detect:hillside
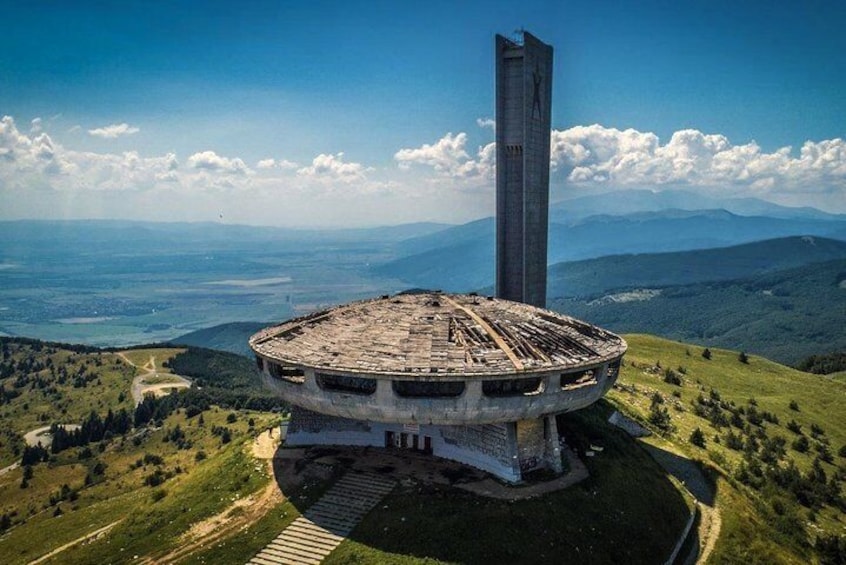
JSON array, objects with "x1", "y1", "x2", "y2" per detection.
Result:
[
  {"x1": 552, "y1": 259, "x2": 846, "y2": 365},
  {"x1": 547, "y1": 235, "x2": 846, "y2": 299},
  {"x1": 374, "y1": 211, "x2": 846, "y2": 292},
  {"x1": 0, "y1": 338, "x2": 289, "y2": 565},
  {"x1": 1, "y1": 335, "x2": 844, "y2": 563},
  {"x1": 606, "y1": 334, "x2": 846, "y2": 564},
  {"x1": 170, "y1": 321, "x2": 268, "y2": 357}
]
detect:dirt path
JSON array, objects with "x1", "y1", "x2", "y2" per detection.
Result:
[
  {"x1": 118, "y1": 353, "x2": 191, "y2": 405},
  {"x1": 137, "y1": 431, "x2": 284, "y2": 565},
  {"x1": 23, "y1": 424, "x2": 81, "y2": 447},
  {"x1": 0, "y1": 462, "x2": 19, "y2": 477},
  {"x1": 27, "y1": 520, "x2": 122, "y2": 565},
  {"x1": 696, "y1": 502, "x2": 722, "y2": 565},
  {"x1": 640, "y1": 442, "x2": 721, "y2": 564}
]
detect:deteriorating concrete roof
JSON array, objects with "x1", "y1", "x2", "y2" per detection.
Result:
[{"x1": 250, "y1": 292, "x2": 626, "y2": 377}]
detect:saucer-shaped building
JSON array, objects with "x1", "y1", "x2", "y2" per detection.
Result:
[{"x1": 250, "y1": 291, "x2": 626, "y2": 483}]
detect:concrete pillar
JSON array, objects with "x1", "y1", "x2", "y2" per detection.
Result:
[{"x1": 544, "y1": 414, "x2": 563, "y2": 474}]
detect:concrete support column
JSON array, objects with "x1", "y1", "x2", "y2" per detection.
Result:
[{"x1": 544, "y1": 414, "x2": 563, "y2": 474}]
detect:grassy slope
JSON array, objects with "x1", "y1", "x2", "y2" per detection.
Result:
[
  {"x1": 325, "y1": 403, "x2": 693, "y2": 565},
  {"x1": 3, "y1": 336, "x2": 845, "y2": 563},
  {"x1": 0, "y1": 342, "x2": 282, "y2": 564},
  {"x1": 608, "y1": 334, "x2": 846, "y2": 563}
]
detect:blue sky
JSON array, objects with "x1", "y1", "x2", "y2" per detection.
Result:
[{"x1": 1, "y1": 0, "x2": 844, "y2": 226}]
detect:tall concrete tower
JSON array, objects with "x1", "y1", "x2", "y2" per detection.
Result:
[{"x1": 495, "y1": 32, "x2": 553, "y2": 308}]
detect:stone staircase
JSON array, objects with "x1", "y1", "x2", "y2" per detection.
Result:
[{"x1": 248, "y1": 472, "x2": 395, "y2": 565}]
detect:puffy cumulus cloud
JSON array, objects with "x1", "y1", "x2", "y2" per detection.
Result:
[
  {"x1": 394, "y1": 132, "x2": 494, "y2": 180},
  {"x1": 476, "y1": 117, "x2": 496, "y2": 131},
  {"x1": 0, "y1": 115, "x2": 249, "y2": 193},
  {"x1": 550, "y1": 124, "x2": 846, "y2": 194},
  {"x1": 87, "y1": 123, "x2": 140, "y2": 138},
  {"x1": 297, "y1": 152, "x2": 369, "y2": 182},
  {"x1": 30, "y1": 117, "x2": 43, "y2": 134},
  {"x1": 187, "y1": 150, "x2": 249, "y2": 175},
  {"x1": 256, "y1": 157, "x2": 299, "y2": 170}
]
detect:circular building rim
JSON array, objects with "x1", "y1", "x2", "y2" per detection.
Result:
[{"x1": 250, "y1": 292, "x2": 627, "y2": 378}]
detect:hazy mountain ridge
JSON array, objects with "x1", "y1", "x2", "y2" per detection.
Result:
[
  {"x1": 552, "y1": 258, "x2": 846, "y2": 365},
  {"x1": 548, "y1": 235, "x2": 846, "y2": 299},
  {"x1": 376, "y1": 210, "x2": 846, "y2": 292}
]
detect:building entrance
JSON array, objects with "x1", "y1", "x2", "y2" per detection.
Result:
[{"x1": 385, "y1": 430, "x2": 432, "y2": 454}]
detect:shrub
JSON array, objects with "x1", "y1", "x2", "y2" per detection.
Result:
[
  {"x1": 787, "y1": 420, "x2": 802, "y2": 435},
  {"x1": 792, "y1": 436, "x2": 810, "y2": 453},
  {"x1": 226, "y1": 413, "x2": 237, "y2": 424},
  {"x1": 702, "y1": 348, "x2": 711, "y2": 360},
  {"x1": 151, "y1": 489, "x2": 167, "y2": 503},
  {"x1": 690, "y1": 428, "x2": 706, "y2": 448},
  {"x1": 195, "y1": 450, "x2": 207, "y2": 462},
  {"x1": 663, "y1": 368, "x2": 682, "y2": 386},
  {"x1": 789, "y1": 400, "x2": 799, "y2": 411},
  {"x1": 738, "y1": 351, "x2": 749, "y2": 364}
]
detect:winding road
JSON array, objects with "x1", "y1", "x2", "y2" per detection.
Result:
[{"x1": 117, "y1": 352, "x2": 191, "y2": 405}]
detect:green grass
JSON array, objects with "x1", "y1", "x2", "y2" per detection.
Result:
[
  {"x1": 3, "y1": 335, "x2": 845, "y2": 563},
  {"x1": 324, "y1": 402, "x2": 693, "y2": 565},
  {"x1": 118, "y1": 347, "x2": 185, "y2": 371},
  {"x1": 608, "y1": 334, "x2": 846, "y2": 563}
]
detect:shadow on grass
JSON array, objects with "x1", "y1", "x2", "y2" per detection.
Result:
[
  {"x1": 639, "y1": 443, "x2": 716, "y2": 506},
  {"x1": 284, "y1": 401, "x2": 696, "y2": 565}
]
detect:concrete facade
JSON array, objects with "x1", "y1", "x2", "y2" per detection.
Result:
[
  {"x1": 496, "y1": 32, "x2": 553, "y2": 308},
  {"x1": 251, "y1": 292, "x2": 626, "y2": 483}
]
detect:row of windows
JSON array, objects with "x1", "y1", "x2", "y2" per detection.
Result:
[{"x1": 259, "y1": 357, "x2": 623, "y2": 397}]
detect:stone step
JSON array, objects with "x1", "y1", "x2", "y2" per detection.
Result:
[
  {"x1": 261, "y1": 543, "x2": 323, "y2": 564},
  {"x1": 270, "y1": 534, "x2": 338, "y2": 552},
  {"x1": 249, "y1": 555, "x2": 287, "y2": 565},
  {"x1": 275, "y1": 531, "x2": 339, "y2": 553},
  {"x1": 304, "y1": 509, "x2": 358, "y2": 524},
  {"x1": 264, "y1": 542, "x2": 326, "y2": 563},
  {"x1": 285, "y1": 523, "x2": 345, "y2": 543},
  {"x1": 336, "y1": 476, "x2": 395, "y2": 493},
  {"x1": 336, "y1": 473, "x2": 394, "y2": 488},
  {"x1": 246, "y1": 472, "x2": 395, "y2": 565},
  {"x1": 306, "y1": 506, "x2": 361, "y2": 519},
  {"x1": 258, "y1": 547, "x2": 314, "y2": 565},
  {"x1": 273, "y1": 538, "x2": 335, "y2": 559}
]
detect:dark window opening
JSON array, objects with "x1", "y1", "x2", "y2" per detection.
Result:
[
  {"x1": 317, "y1": 373, "x2": 377, "y2": 395},
  {"x1": 482, "y1": 377, "x2": 543, "y2": 397},
  {"x1": 606, "y1": 358, "x2": 622, "y2": 381},
  {"x1": 560, "y1": 370, "x2": 596, "y2": 389},
  {"x1": 392, "y1": 380, "x2": 465, "y2": 398},
  {"x1": 268, "y1": 363, "x2": 305, "y2": 384}
]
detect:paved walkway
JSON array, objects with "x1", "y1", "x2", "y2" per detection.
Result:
[{"x1": 248, "y1": 471, "x2": 395, "y2": 565}]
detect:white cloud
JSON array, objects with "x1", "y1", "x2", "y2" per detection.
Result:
[
  {"x1": 257, "y1": 157, "x2": 299, "y2": 170},
  {"x1": 187, "y1": 150, "x2": 249, "y2": 175},
  {"x1": 297, "y1": 152, "x2": 368, "y2": 182},
  {"x1": 394, "y1": 132, "x2": 494, "y2": 180},
  {"x1": 476, "y1": 117, "x2": 495, "y2": 131},
  {"x1": 88, "y1": 123, "x2": 140, "y2": 139},
  {"x1": 30, "y1": 117, "x2": 43, "y2": 134},
  {"x1": 550, "y1": 124, "x2": 846, "y2": 194}
]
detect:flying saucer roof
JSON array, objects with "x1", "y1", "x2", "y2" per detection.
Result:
[{"x1": 250, "y1": 292, "x2": 626, "y2": 377}]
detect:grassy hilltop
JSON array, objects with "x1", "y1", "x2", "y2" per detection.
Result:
[{"x1": 0, "y1": 335, "x2": 844, "y2": 564}]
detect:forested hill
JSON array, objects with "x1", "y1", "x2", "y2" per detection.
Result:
[{"x1": 553, "y1": 258, "x2": 846, "y2": 365}]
